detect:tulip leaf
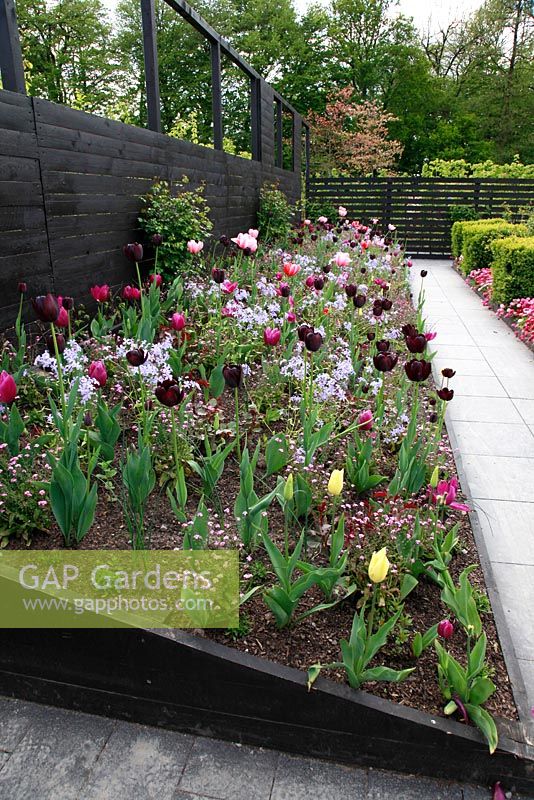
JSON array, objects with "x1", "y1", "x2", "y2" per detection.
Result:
[
  {"x1": 400, "y1": 573, "x2": 418, "y2": 600},
  {"x1": 469, "y1": 676, "x2": 496, "y2": 706},
  {"x1": 465, "y1": 704, "x2": 498, "y2": 754},
  {"x1": 265, "y1": 433, "x2": 289, "y2": 476},
  {"x1": 209, "y1": 365, "x2": 225, "y2": 398},
  {"x1": 360, "y1": 666, "x2": 415, "y2": 684}
]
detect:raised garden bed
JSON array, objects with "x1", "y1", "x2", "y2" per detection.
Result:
[{"x1": 1, "y1": 208, "x2": 532, "y2": 787}]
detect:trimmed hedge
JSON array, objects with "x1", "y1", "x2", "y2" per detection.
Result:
[
  {"x1": 491, "y1": 236, "x2": 534, "y2": 305},
  {"x1": 457, "y1": 220, "x2": 527, "y2": 274},
  {"x1": 451, "y1": 218, "x2": 505, "y2": 260}
]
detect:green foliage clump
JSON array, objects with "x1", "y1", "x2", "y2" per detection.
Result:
[
  {"x1": 423, "y1": 158, "x2": 534, "y2": 179},
  {"x1": 449, "y1": 205, "x2": 480, "y2": 224},
  {"x1": 257, "y1": 183, "x2": 294, "y2": 244},
  {"x1": 305, "y1": 197, "x2": 337, "y2": 222},
  {"x1": 491, "y1": 236, "x2": 534, "y2": 305},
  {"x1": 139, "y1": 180, "x2": 213, "y2": 280},
  {"x1": 461, "y1": 221, "x2": 527, "y2": 274},
  {"x1": 451, "y1": 218, "x2": 506, "y2": 259}
]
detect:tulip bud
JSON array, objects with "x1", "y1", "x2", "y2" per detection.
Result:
[
  {"x1": 32, "y1": 293, "x2": 59, "y2": 323},
  {"x1": 368, "y1": 548, "x2": 390, "y2": 583},
  {"x1": 151, "y1": 233, "x2": 163, "y2": 246},
  {"x1": 284, "y1": 474, "x2": 294, "y2": 502},
  {"x1": 212, "y1": 267, "x2": 225, "y2": 284},
  {"x1": 222, "y1": 364, "x2": 242, "y2": 389},
  {"x1": 18, "y1": 282, "x2": 27, "y2": 294},
  {"x1": 123, "y1": 242, "x2": 143, "y2": 262},
  {"x1": 0, "y1": 371, "x2": 17, "y2": 404},
  {"x1": 437, "y1": 619, "x2": 454, "y2": 640},
  {"x1": 429, "y1": 465, "x2": 440, "y2": 488},
  {"x1": 46, "y1": 333, "x2": 66, "y2": 355},
  {"x1": 420, "y1": 270, "x2": 428, "y2": 277},
  {"x1": 305, "y1": 331, "x2": 323, "y2": 352},
  {"x1": 327, "y1": 468, "x2": 344, "y2": 497},
  {"x1": 126, "y1": 348, "x2": 148, "y2": 366},
  {"x1": 62, "y1": 296, "x2": 74, "y2": 311}
]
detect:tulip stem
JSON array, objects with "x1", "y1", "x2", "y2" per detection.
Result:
[
  {"x1": 367, "y1": 586, "x2": 377, "y2": 638},
  {"x1": 234, "y1": 387, "x2": 241, "y2": 462},
  {"x1": 170, "y1": 407, "x2": 180, "y2": 486},
  {"x1": 50, "y1": 323, "x2": 67, "y2": 436}
]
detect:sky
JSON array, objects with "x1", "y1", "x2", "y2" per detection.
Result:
[{"x1": 102, "y1": 0, "x2": 483, "y2": 32}]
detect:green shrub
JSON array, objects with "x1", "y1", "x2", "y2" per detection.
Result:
[
  {"x1": 423, "y1": 157, "x2": 534, "y2": 179},
  {"x1": 305, "y1": 197, "x2": 337, "y2": 222},
  {"x1": 257, "y1": 182, "x2": 294, "y2": 244},
  {"x1": 491, "y1": 236, "x2": 534, "y2": 304},
  {"x1": 451, "y1": 218, "x2": 505, "y2": 260},
  {"x1": 139, "y1": 179, "x2": 213, "y2": 280},
  {"x1": 462, "y1": 221, "x2": 527, "y2": 274},
  {"x1": 449, "y1": 205, "x2": 480, "y2": 224}
]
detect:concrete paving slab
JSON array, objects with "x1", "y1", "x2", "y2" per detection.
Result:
[
  {"x1": 367, "y1": 769, "x2": 463, "y2": 799},
  {"x1": 81, "y1": 722, "x2": 193, "y2": 800},
  {"x1": 0, "y1": 698, "x2": 35, "y2": 751},
  {"x1": 446, "y1": 396, "x2": 524, "y2": 424},
  {"x1": 474, "y1": 498, "x2": 534, "y2": 565},
  {"x1": 271, "y1": 754, "x2": 367, "y2": 800},
  {"x1": 513, "y1": 399, "x2": 534, "y2": 425},
  {"x1": 490, "y1": 563, "x2": 534, "y2": 661},
  {"x1": 0, "y1": 705, "x2": 114, "y2": 800},
  {"x1": 499, "y1": 373, "x2": 534, "y2": 400},
  {"x1": 461, "y1": 455, "x2": 534, "y2": 502},
  {"x1": 454, "y1": 375, "x2": 508, "y2": 397},
  {"x1": 431, "y1": 357, "x2": 495, "y2": 377},
  {"x1": 451, "y1": 421, "x2": 534, "y2": 457},
  {"x1": 179, "y1": 738, "x2": 279, "y2": 800}
]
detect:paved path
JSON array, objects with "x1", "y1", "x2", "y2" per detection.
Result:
[
  {"x1": 0, "y1": 696, "x2": 525, "y2": 799},
  {"x1": 411, "y1": 258, "x2": 534, "y2": 723}
]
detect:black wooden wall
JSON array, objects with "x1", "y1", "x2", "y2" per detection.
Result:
[{"x1": 0, "y1": 82, "x2": 302, "y2": 329}]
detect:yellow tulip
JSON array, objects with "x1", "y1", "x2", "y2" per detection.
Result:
[
  {"x1": 368, "y1": 547, "x2": 390, "y2": 583},
  {"x1": 327, "y1": 468, "x2": 344, "y2": 497}
]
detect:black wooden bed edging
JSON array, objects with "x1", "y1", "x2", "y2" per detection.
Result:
[{"x1": 0, "y1": 626, "x2": 532, "y2": 793}]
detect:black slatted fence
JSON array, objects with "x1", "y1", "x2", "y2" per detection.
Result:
[{"x1": 307, "y1": 177, "x2": 534, "y2": 256}]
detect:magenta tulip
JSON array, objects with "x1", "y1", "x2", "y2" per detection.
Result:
[
  {"x1": 122, "y1": 285, "x2": 141, "y2": 301},
  {"x1": 149, "y1": 273, "x2": 162, "y2": 287},
  {"x1": 0, "y1": 371, "x2": 17, "y2": 404},
  {"x1": 358, "y1": 410, "x2": 373, "y2": 431},
  {"x1": 170, "y1": 313, "x2": 186, "y2": 332},
  {"x1": 91, "y1": 284, "x2": 110, "y2": 302},
  {"x1": 437, "y1": 619, "x2": 454, "y2": 640},
  {"x1": 56, "y1": 306, "x2": 69, "y2": 328},
  {"x1": 88, "y1": 360, "x2": 107, "y2": 388},
  {"x1": 264, "y1": 327, "x2": 281, "y2": 346}
]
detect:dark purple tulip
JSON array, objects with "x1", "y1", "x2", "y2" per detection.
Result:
[
  {"x1": 219, "y1": 235, "x2": 230, "y2": 247},
  {"x1": 404, "y1": 358, "x2": 432, "y2": 382},
  {"x1": 62, "y1": 296, "x2": 74, "y2": 311},
  {"x1": 353, "y1": 294, "x2": 366, "y2": 308},
  {"x1": 376, "y1": 339, "x2": 390, "y2": 352},
  {"x1": 212, "y1": 267, "x2": 225, "y2": 284},
  {"x1": 322, "y1": 264, "x2": 331, "y2": 274},
  {"x1": 420, "y1": 270, "x2": 428, "y2": 277},
  {"x1": 349, "y1": 241, "x2": 357, "y2": 249},
  {"x1": 360, "y1": 267, "x2": 367, "y2": 274},
  {"x1": 406, "y1": 333, "x2": 427, "y2": 353},
  {"x1": 46, "y1": 332, "x2": 65, "y2": 355},
  {"x1": 437, "y1": 387, "x2": 454, "y2": 401},
  {"x1": 367, "y1": 331, "x2": 375, "y2": 341},
  {"x1": 123, "y1": 242, "x2": 144, "y2": 262},
  {"x1": 401, "y1": 323, "x2": 417, "y2": 338},
  {"x1": 83, "y1": 411, "x2": 93, "y2": 426},
  {"x1": 18, "y1": 282, "x2": 27, "y2": 294},
  {"x1": 280, "y1": 283, "x2": 291, "y2": 297},
  {"x1": 332, "y1": 236, "x2": 338, "y2": 243},
  {"x1": 442, "y1": 368, "x2": 456, "y2": 379},
  {"x1": 151, "y1": 233, "x2": 163, "y2": 246},
  {"x1": 32, "y1": 293, "x2": 59, "y2": 323},
  {"x1": 311, "y1": 234, "x2": 317, "y2": 241},
  {"x1": 298, "y1": 324, "x2": 313, "y2": 342},
  {"x1": 429, "y1": 412, "x2": 438, "y2": 422},
  {"x1": 126, "y1": 348, "x2": 148, "y2": 366},
  {"x1": 373, "y1": 352, "x2": 398, "y2": 372},
  {"x1": 381, "y1": 298, "x2": 393, "y2": 311},
  {"x1": 313, "y1": 277, "x2": 324, "y2": 291},
  {"x1": 345, "y1": 284, "x2": 357, "y2": 298},
  {"x1": 223, "y1": 364, "x2": 242, "y2": 389},
  {"x1": 305, "y1": 331, "x2": 323, "y2": 352},
  {"x1": 428, "y1": 397, "x2": 437, "y2": 406},
  {"x1": 372, "y1": 303, "x2": 383, "y2": 317},
  {"x1": 155, "y1": 379, "x2": 184, "y2": 407}
]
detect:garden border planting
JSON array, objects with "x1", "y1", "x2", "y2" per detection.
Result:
[{"x1": 0, "y1": 625, "x2": 533, "y2": 792}]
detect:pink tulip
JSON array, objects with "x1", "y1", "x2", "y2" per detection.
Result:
[
  {"x1": 283, "y1": 262, "x2": 300, "y2": 277},
  {"x1": 492, "y1": 783, "x2": 506, "y2": 800},
  {"x1": 248, "y1": 228, "x2": 259, "y2": 239},
  {"x1": 358, "y1": 410, "x2": 373, "y2": 431},
  {"x1": 221, "y1": 280, "x2": 238, "y2": 294},
  {"x1": 149, "y1": 273, "x2": 162, "y2": 287},
  {"x1": 388, "y1": 223, "x2": 396, "y2": 231},
  {"x1": 221, "y1": 306, "x2": 235, "y2": 318},
  {"x1": 0, "y1": 371, "x2": 17, "y2": 404},
  {"x1": 122, "y1": 285, "x2": 141, "y2": 301},
  {"x1": 338, "y1": 206, "x2": 347, "y2": 218},
  {"x1": 318, "y1": 216, "x2": 328, "y2": 224},
  {"x1": 286, "y1": 311, "x2": 296, "y2": 323},
  {"x1": 263, "y1": 327, "x2": 281, "y2": 346},
  {"x1": 430, "y1": 478, "x2": 470, "y2": 512},
  {"x1": 187, "y1": 240, "x2": 204, "y2": 255},
  {"x1": 91, "y1": 285, "x2": 110, "y2": 302},
  {"x1": 425, "y1": 331, "x2": 437, "y2": 341},
  {"x1": 232, "y1": 232, "x2": 257, "y2": 252},
  {"x1": 88, "y1": 360, "x2": 107, "y2": 388},
  {"x1": 304, "y1": 219, "x2": 311, "y2": 226},
  {"x1": 437, "y1": 619, "x2": 454, "y2": 640},
  {"x1": 334, "y1": 252, "x2": 351, "y2": 268},
  {"x1": 170, "y1": 313, "x2": 186, "y2": 331},
  {"x1": 56, "y1": 306, "x2": 69, "y2": 328}
]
